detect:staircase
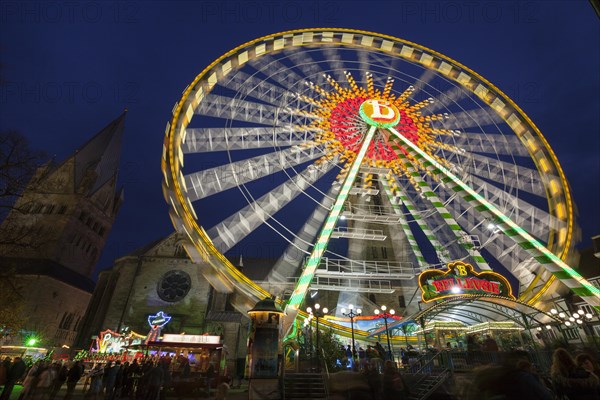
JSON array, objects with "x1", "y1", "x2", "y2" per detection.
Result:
[
  {"x1": 407, "y1": 370, "x2": 451, "y2": 400},
  {"x1": 405, "y1": 350, "x2": 453, "y2": 400},
  {"x1": 284, "y1": 372, "x2": 327, "y2": 400}
]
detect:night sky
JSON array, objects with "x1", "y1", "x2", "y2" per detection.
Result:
[{"x1": 1, "y1": 1, "x2": 598, "y2": 279}]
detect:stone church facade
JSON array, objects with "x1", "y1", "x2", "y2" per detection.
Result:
[
  {"x1": 0, "y1": 112, "x2": 125, "y2": 350},
  {"x1": 75, "y1": 233, "x2": 251, "y2": 374}
]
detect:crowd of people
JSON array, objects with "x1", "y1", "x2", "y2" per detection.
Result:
[
  {"x1": 463, "y1": 348, "x2": 600, "y2": 399},
  {"x1": 0, "y1": 355, "x2": 227, "y2": 400}
]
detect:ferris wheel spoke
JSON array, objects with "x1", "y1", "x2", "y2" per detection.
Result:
[
  {"x1": 426, "y1": 86, "x2": 470, "y2": 113},
  {"x1": 388, "y1": 126, "x2": 600, "y2": 309},
  {"x1": 184, "y1": 144, "x2": 327, "y2": 202},
  {"x1": 248, "y1": 54, "x2": 311, "y2": 91},
  {"x1": 408, "y1": 69, "x2": 437, "y2": 100},
  {"x1": 322, "y1": 47, "x2": 348, "y2": 85},
  {"x1": 219, "y1": 69, "x2": 298, "y2": 106},
  {"x1": 196, "y1": 94, "x2": 320, "y2": 126},
  {"x1": 440, "y1": 132, "x2": 530, "y2": 157},
  {"x1": 385, "y1": 177, "x2": 450, "y2": 264},
  {"x1": 462, "y1": 174, "x2": 564, "y2": 239},
  {"x1": 435, "y1": 107, "x2": 504, "y2": 130},
  {"x1": 206, "y1": 162, "x2": 336, "y2": 253},
  {"x1": 287, "y1": 125, "x2": 378, "y2": 311},
  {"x1": 438, "y1": 191, "x2": 542, "y2": 282},
  {"x1": 284, "y1": 49, "x2": 330, "y2": 85},
  {"x1": 389, "y1": 151, "x2": 491, "y2": 270},
  {"x1": 268, "y1": 185, "x2": 338, "y2": 284},
  {"x1": 379, "y1": 178, "x2": 427, "y2": 269},
  {"x1": 183, "y1": 127, "x2": 318, "y2": 153},
  {"x1": 446, "y1": 149, "x2": 547, "y2": 197}
]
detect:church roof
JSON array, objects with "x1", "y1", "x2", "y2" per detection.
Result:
[
  {"x1": 0, "y1": 256, "x2": 96, "y2": 293},
  {"x1": 73, "y1": 111, "x2": 126, "y2": 193}
]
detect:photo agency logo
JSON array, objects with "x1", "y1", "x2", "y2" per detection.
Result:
[
  {"x1": 0, "y1": 1, "x2": 139, "y2": 24},
  {"x1": 198, "y1": 0, "x2": 340, "y2": 24},
  {"x1": 0, "y1": 81, "x2": 140, "y2": 105},
  {"x1": 396, "y1": 1, "x2": 539, "y2": 24}
]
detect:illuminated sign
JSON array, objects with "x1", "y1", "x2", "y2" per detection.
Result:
[
  {"x1": 148, "y1": 311, "x2": 172, "y2": 328},
  {"x1": 162, "y1": 334, "x2": 221, "y2": 344},
  {"x1": 418, "y1": 261, "x2": 514, "y2": 302},
  {"x1": 95, "y1": 330, "x2": 124, "y2": 353},
  {"x1": 359, "y1": 99, "x2": 401, "y2": 128}
]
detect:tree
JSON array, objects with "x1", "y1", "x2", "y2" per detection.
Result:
[
  {"x1": 0, "y1": 268, "x2": 26, "y2": 339},
  {"x1": 318, "y1": 327, "x2": 346, "y2": 372},
  {"x1": 0, "y1": 130, "x2": 47, "y2": 338},
  {"x1": 0, "y1": 131, "x2": 47, "y2": 224}
]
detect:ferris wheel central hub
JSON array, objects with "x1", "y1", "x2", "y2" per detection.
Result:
[{"x1": 359, "y1": 99, "x2": 400, "y2": 128}]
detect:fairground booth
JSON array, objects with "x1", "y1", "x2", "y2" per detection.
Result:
[{"x1": 83, "y1": 311, "x2": 228, "y2": 391}]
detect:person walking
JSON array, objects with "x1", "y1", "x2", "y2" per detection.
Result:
[
  {"x1": 381, "y1": 360, "x2": 408, "y2": 400},
  {"x1": 49, "y1": 363, "x2": 68, "y2": 400},
  {"x1": 576, "y1": 353, "x2": 600, "y2": 379},
  {"x1": 19, "y1": 360, "x2": 44, "y2": 400},
  {"x1": 143, "y1": 363, "x2": 163, "y2": 400},
  {"x1": 0, "y1": 357, "x2": 26, "y2": 400},
  {"x1": 88, "y1": 364, "x2": 104, "y2": 400},
  {"x1": 551, "y1": 348, "x2": 600, "y2": 400},
  {"x1": 104, "y1": 361, "x2": 120, "y2": 400},
  {"x1": 35, "y1": 362, "x2": 57, "y2": 400},
  {"x1": 63, "y1": 361, "x2": 83, "y2": 400}
]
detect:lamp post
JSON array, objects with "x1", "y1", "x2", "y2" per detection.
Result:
[
  {"x1": 306, "y1": 303, "x2": 328, "y2": 371},
  {"x1": 341, "y1": 304, "x2": 362, "y2": 359},
  {"x1": 374, "y1": 305, "x2": 395, "y2": 361},
  {"x1": 550, "y1": 307, "x2": 596, "y2": 349}
]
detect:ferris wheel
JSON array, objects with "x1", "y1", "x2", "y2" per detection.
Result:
[{"x1": 162, "y1": 28, "x2": 600, "y2": 329}]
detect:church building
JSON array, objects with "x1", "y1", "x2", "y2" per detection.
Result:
[{"x1": 0, "y1": 112, "x2": 126, "y2": 350}]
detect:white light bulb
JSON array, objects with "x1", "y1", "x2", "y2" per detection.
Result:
[
  {"x1": 390, "y1": 309, "x2": 395, "y2": 315},
  {"x1": 323, "y1": 308, "x2": 328, "y2": 314},
  {"x1": 315, "y1": 303, "x2": 320, "y2": 310},
  {"x1": 565, "y1": 321, "x2": 571, "y2": 326},
  {"x1": 307, "y1": 307, "x2": 312, "y2": 314},
  {"x1": 550, "y1": 309, "x2": 558, "y2": 315},
  {"x1": 349, "y1": 304, "x2": 354, "y2": 310},
  {"x1": 585, "y1": 313, "x2": 593, "y2": 319},
  {"x1": 578, "y1": 309, "x2": 585, "y2": 315},
  {"x1": 577, "y1": 319, "x2": 583, "y2": 325},
  {"x1": 374, "y1": 310, "x2": 380, "y2": 315},
  {"x1": 357, "y1": 308, "x2": 362, "y2": 315},
  {"x1": 546, "y1": 325, "x2": 552, "y2": 330},
  {"x1": 341, "y1": 308, "x2": 347, "y2": 314},
  {"x1": 559, "y1": 313, "x2": 566, "y2": 319},
  {"x1": 381, "y1": 305, "x2": 387, "y2": 311}
]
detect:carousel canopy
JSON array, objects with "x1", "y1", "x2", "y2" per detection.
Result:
[{"x1": 369, "y1": 294, "x2": 560, "y2": 337}]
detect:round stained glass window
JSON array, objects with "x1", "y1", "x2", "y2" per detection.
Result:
[{"x1": 157, "y1": 270, "x2": 191, "y2": 302}]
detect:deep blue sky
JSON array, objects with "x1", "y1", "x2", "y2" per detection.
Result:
[{"x1": 1, "y1": 1, "x2": 598, "y2": 278}]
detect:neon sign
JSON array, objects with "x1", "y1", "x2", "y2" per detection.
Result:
[
  {"x1": 148, "y1": 311, "x2": 171, "y2": 328},
  {"x1": 419, "y1": 261, "x2": 514, "y2": 302}
]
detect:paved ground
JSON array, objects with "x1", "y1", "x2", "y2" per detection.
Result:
[{"x1": 2, "y1": 383, "x2": 250, "y2": 400}]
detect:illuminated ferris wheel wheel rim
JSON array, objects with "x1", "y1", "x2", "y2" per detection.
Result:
[{"x1": 162, "y1": 28, "x2": 575, "y2": 316}]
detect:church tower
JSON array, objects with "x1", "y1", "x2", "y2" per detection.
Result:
[
  {"x1": 0, "y1": 112, "x2": 125, "y2": 278},
  {"x1": 0, "y1": 112, "x2": 126, "y2": 349}
]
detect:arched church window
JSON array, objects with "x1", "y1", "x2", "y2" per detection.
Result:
[
  {"x1": 174, "y1": 243, "x2": 187, "y2": 258},
  {"x1": 157, "y1": 270, "x2": 191, "y2": 302}
]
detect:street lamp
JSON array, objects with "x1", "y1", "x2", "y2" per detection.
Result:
[
  {"x1": 374, "y1": 305, "x2": 395, "y2": 361},
  {"x1": 341, "y1": 304, "x2": 362, "y2": 359},
  {"x1": 550, "y1": 307, "x2": 596, "y2": 348},
  {"x1": 306, "y1": 303, "x2": 328, "y2": 370}
]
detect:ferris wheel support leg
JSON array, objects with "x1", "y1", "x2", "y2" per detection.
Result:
[
  {"x1": 387, "y1": 127, "x2": 600, "y2": 311},
  {"x1": 284, "y1": 125, "x2": 378, "y2": 321}
]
